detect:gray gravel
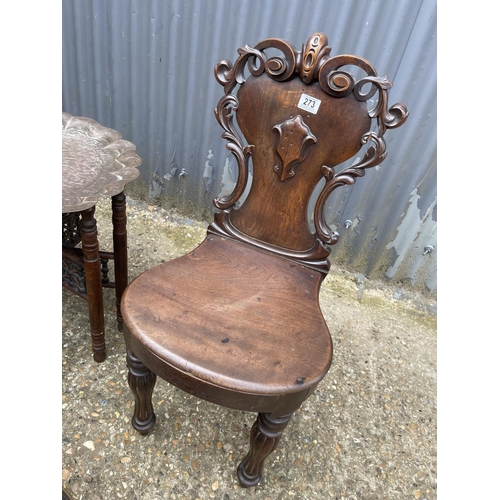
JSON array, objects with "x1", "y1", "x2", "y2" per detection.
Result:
[{"x1": 62, "y1": 198, "x2": 437, "y2": 500}]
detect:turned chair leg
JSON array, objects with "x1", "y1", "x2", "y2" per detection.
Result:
[
  {"x1": 237, "y1": 412, "x2": 292, "y2": 487},
  {"x1": 126, "y1": 350, "x2": 157, "y2": 435}
]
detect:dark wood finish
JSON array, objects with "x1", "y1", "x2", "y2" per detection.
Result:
[
  {"x1": 62, "y1": 247, "x2": 119, "y2": 297},
  {"x1": 230, "y1": 74, "x2": 370, "y2": 252},
  {"x1": 62, "y1": 113, "x2": 141, "y2": 361},
  {"x1": 123, "y1": 236, "x2": 331, "y2": 413},
  {"x1": 122, "y1": 33, "x2": 408, "y2": 486},
  {"x1": 127, "y1": 350, "x2": 157, "y2": 435},
  {"x1": 237, "y1": 413, "x2": 292, "y2": 487},
  {"x1": 111, "y1": 192, "x2": 128, "y2": 331},
  {"x1": 80, "y1": 207, "x2": 106, "y2": 362}
]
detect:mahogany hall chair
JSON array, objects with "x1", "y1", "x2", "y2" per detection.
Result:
[{"x1": 121, "y1": 32, "x2": 408, "y2": 487}]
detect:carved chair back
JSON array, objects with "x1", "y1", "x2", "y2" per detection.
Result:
[{"x1": 209, "y1": 33, "x2": 408, "y2": 272}]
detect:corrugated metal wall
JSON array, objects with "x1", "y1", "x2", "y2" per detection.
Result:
[{"x1": 62, "y1": 0, "x2": 437, "y2": 294}]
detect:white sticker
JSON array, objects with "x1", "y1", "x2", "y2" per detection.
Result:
[{"x1": 297, "y1": 93, "x2": 321, "y2": 114}]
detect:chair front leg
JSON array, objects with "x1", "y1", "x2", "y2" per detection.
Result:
[
  {"x1": 237, "y1": 412, "x2": 292, "y2": 487},
  {"x1": 126, "y1": 350, "x2": 157, "y2": 435}
]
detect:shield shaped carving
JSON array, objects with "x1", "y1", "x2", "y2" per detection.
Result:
[{"x1": 273, "y1": 115, "x2": 317, "y2": 181}]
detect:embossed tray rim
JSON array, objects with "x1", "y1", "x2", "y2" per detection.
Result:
[{"x1": 62, "y1": 112, "x2": 142, "y2": 213}]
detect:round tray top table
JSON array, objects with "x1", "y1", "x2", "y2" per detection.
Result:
[{"x1": 62, "y1": 112, "x2": 141, "y2": 362}]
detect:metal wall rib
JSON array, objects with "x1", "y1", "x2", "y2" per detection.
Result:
[{"x1": 62, "y1": 0, "x2": 437, "y2": 293}]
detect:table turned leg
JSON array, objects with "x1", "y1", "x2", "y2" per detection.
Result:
[
  {"x1": 80, "y1": 206, "x2": 106, "y2": 362},
  {"x1": 112, "y1": 191, "x2": 128, "y2": 332}
]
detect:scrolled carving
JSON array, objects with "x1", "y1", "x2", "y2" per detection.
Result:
[
  {"x1": 215, "y1": 38, "x2": 299, "y2": 94},
  {"x1": 214, "y1": 34, "x2": 410, "y2": 123},
  {"x1": 313, "y1": 64, "x2": 408, "y2": 247},
  {"x1": 254, "y1": 38, "x2": 298, "y2": 82},
  {"x1": 354, "y1": 76, "x2": 409, "y2": 135},
  {"x1": 314, "y1": 133, "x2": 388, "y2": 245},
  {"x1": 265, "y1": 56, "x2": 290, "y2": 80},
  {"x1": 214, "y1": 45, "x2": 266, "y2": 95},
  {"x1": 319, "y1": 69, "x2": 355, "y2": 97},
  {"x1": 213, "y1": 33, "x2": 409, "y2": 251},
  {"x1": 213, "y1": 94, "x2": 254, "y2": 210},
  {"x1": 317, "y1": 54, "x2": 377, "y2": 97}
]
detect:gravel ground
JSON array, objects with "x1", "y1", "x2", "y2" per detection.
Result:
[{"x1": 62, "y1": 197, "x2": 437, "y2": 500}]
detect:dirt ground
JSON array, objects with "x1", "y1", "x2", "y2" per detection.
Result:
[{"x1": 62, "y1": 197, "x2": 436, "y2": 499}]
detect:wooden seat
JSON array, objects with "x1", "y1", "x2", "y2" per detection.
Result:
[
  {"x1": 122, "y1": 32, "x2": 408, "y2": 487},
  {"x1": 124, "y1": 235, "x2": 332, "y2": 411}
]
